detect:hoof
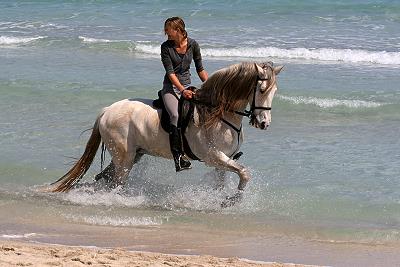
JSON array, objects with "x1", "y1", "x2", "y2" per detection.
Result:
[{"x1": 221, "y1": 191, "x2": 243, "y2": 208}]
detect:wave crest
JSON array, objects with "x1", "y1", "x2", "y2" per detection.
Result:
[
  {"x1": 278, "y1": 95, "x2": 384, "y2": 108},
  {"x1": 2, "y1": 34, "x2": 400, "y2": 65},
  {"x1": 136, "y1": 43, "x2": 400, "y2": 65},
  {"x1": 0, "y1": 36, "x2": 45, "y2": 45}
]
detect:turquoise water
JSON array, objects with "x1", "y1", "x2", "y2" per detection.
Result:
[{"x1": 1, "y1": 1, "x2": 400, "y2": 264}]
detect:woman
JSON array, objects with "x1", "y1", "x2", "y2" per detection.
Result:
[{"x1": 161, "y1": 17, "x2": 208, "y2": 172}]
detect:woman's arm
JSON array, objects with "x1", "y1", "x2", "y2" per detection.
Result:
[
  {"x1": 168, "y1": 73, "x2": 185, "y2": 92},
  {"x1": 198, "y1": 69, "x2": 208, "y2": 82},
  {"x1": 168, "y1": 73, "x2": 194, "y2": 99},
  {"x1": 192, "y1": 40, "x2": 208, "y2": 82}
]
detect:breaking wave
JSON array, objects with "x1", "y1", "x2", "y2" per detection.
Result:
[
  {"x1": 278, "y1": 95, "x2": 385, "y2": 108},
  {"x1": 135, "y1": 43, "x2": 400, "y2": 65},
  {"x1": 2, "y1": 34, "x2": 400, "y2": 65},
  {"x1": 0, "y1": 35, "x2": 45, "y2": 45},
  {"x1": 78, "y1": 36, "x2": 115, "y2": 43}
]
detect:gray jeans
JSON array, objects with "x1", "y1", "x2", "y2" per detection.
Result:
[
  {"x1": 162, "y1": 83, "x2": 191, "y2": 127},
  {"x1": 162, "y1": 92, "x2": 180, "y2": 127}
]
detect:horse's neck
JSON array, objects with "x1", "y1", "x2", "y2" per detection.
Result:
[
  {"x1": 222, "y1": 110, "x2": 244, "y2": 129},
  {"x1": 224, "y1": 100, "x2": 249, "y2": 127}
]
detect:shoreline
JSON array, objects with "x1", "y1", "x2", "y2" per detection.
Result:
[
  {"x1": 2, "y1": 215, "x2": 400, "y2": 266},
  {"x1": 0, "y1": 240, "x2": 318, "y2": 267}
]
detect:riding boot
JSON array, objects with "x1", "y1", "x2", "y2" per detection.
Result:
[{"x1": 169, "y1": 125, "x2": 191, "y2": 172}]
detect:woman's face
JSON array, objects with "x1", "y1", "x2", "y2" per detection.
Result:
[{"x1": 165, "y1": 27, "x2": 181, "y2": 41}]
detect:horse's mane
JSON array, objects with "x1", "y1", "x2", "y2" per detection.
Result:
[{"x1": 195, "y1": 62, "x2": 259, "y2": 128}]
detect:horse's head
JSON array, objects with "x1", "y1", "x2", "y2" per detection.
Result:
[{"x1": 249, "y1": 62, "x2": 283, "y2": 130}]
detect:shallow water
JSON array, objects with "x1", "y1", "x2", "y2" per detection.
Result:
[{"x1": 1, "y1": 1, "x2": 400, "y2": 265}]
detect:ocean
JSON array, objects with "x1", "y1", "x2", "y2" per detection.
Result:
[{"x1": 1, "y1": 1, "x2": 399, "y2": 266}]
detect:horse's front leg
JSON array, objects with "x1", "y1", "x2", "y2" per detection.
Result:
[
  {"x1": 209, "y1": 151, "x2": 250, "y2": 190},
  {"x1": 206, "y1": 151, "x2": 251, "y2": 207},
  {"x1": 213, "y1": 152, "x2": 243, "y2": 190}
]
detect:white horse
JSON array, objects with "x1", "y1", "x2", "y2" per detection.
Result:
[{"x1": 49, "y1": 62, "x2": 283, "y2": 206}]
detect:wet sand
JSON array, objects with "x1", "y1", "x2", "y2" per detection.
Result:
[{"x1": 0, "y1": 240, "x2": 317, "y2": 267}]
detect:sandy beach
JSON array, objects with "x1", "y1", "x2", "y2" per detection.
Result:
[{"x1": 0, "y1": 240, "x2": 317, "y2": 267}]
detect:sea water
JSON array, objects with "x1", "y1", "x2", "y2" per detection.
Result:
[{"x1": 0, "y1": 0, "x2": 399, "y2": 265}]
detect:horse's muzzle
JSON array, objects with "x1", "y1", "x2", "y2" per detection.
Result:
[
  {"x1": 260, "y1": 121, "x2": 268, "y2": 129},
  {"x1": 250, "y1": 117, "x2": 269, "y2": 130}
]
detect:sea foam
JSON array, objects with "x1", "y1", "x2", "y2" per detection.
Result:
[
  {"x1": 79, "y1": 36, "x2": 114, "y2": 43},
  {"x1": 65, "y1": 215, "x2": 163, "y2": 227},
  {"x1": 4, "y1": 34, "x2": 399, "y2": 65},
  {"x1": 1, "y1": 233, "x2": 37, "y2": 239},
  {"x1": 62, "y1": 187, "x2": 148, "y2": 207},
  {"x1": 134, "y1": 43, "x2": 400, "y2": 65},
  {"x1": 0, "y1": 36, "x2": 45, "y2": 45},
  {"x1": 278, "y1": 95, "x2": 384, "y2": 108}
]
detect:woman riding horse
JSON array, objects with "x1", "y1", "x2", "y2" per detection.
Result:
[
  {"x1": 161, "y1": 17, "x2": 208, "y2": 172},
  {"x1": 48, "y1": 61, "x2": 283, "y2": 207}
]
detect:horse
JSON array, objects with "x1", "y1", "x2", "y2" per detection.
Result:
[{"x1": 48, "y1": 62, "x2": 283, "y2": 207}]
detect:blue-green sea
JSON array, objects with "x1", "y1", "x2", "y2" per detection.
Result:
[{"x1": 1, "y1": 1, "x2": 400, "y2": 266}]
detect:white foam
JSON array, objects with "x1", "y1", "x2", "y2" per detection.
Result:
[
  {"x1": 0, "y1": 36, "x2": 45, "y2": 45},
  {"x1": 204, "y1": 47, "x2": 400, "y2": 65},
  {"x1": 66, "y1": 215, "x2": 163, "y2": 226},
  {"x1": 134, "y1": 42, "x2": 159, "y2": 55},
  {"x1": 133, "y1": 43, "x2": 400, "y2": 65},
  {"x1": 79, "y1": 36, "x2": 114, "y2": 43},
  {"x1": 1, "y1": 233, "x2": 37, "y2": 239},
  {"x1": 62, "y1": 188, "x2": 147, "y2": 207},
  {"x1": 278, "y1": 95, "x2": 383, "y2": 108}
]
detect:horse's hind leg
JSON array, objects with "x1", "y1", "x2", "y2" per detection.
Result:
[
  {"x1": 94, "y1": 148, "x2": 142, "y2": 185},
  {"x1": 112, "y1": 151, "x2": 135, "y2": 187},
  {"x1": 134, "y1": 151, "x2": 144, "y2": 164},
  {"x1": 95, "y1": 162, "x2": 115, "y2": 183}
]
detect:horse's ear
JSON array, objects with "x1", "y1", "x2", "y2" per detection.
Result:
[
  {"x1": 274, "y1": 66, "x2": 284, "y2": 75},
  {"x1": 255, "y1": 64, "x2": 263, "y2": 73}
]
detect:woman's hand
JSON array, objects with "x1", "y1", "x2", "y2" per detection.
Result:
[{"x1": 182, "y1": 89, "x2": 194, "y2": 99}]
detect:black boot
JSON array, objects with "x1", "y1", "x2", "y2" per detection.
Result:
[{"x1": 169, "y1": 125, "x2": 191, "y2": 172}]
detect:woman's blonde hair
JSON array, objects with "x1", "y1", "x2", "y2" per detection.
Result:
[{"x1": 164, "y1": 17, "x2": 187, "y2": 38}]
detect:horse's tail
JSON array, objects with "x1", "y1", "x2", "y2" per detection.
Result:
[{"x1": 49, "y1": 110, "x2": 105, "y2": 192}]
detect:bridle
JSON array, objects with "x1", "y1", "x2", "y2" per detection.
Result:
[
  {"x1": 234, "y1": 63, "x2": 273, "y2": 123},
  {"x1": 222, "y1": 70, "x2": 272, "y2": 156},
  {"x1": 234, "y1": 75, "x2": 272, "y2": 121}
]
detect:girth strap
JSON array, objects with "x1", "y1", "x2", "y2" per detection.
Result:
[{"x1": 221, "y1": 118, "x2": 242, "y2": 157}]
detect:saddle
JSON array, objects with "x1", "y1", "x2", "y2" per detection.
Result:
[{"x1": 152, "y1": 87, "x2": 200, "y2": 161}]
